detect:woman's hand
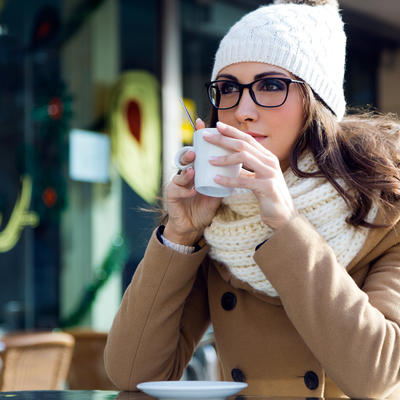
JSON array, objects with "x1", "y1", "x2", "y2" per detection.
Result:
[
  {"x1": 164, "y1": 119, "x2": 222, "y2": 246},
  {"x1": 206, "y1": 121, "x2": 298, "y2": 231}
]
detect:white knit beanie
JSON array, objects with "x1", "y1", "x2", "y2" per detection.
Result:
[{"x1": 211, "y1": 0, "x2": 347, "y2": 120}]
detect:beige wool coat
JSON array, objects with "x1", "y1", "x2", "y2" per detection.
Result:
[{"x1": 104, "y1": 204, "x2": 400, "y2": 398}]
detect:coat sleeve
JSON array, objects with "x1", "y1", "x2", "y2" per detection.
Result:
[
  {"x1": 104, "y1": 229, "x2": 211, "y2": 390},
  {"x1": 254, "y1": 214, "x2": 400, "y2": 399}
]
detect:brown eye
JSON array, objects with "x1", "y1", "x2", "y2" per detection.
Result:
[
  {"x1": 257, "y1": 78, "x2": 286, "y2": 92},
  {"x1": 219, "y1": 81, "x2": 239, "y2": 95}
]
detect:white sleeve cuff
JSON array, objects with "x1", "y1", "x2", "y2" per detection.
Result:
[{"x1": 160, "y1": 234, "x2": 196, "y2": 254}]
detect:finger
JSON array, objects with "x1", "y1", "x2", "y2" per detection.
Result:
[
  {"x1": 215, "y1": 121, "x2": 272, "y2": 153},
  {"x1": 169, "y1": 169, "x2": 197, "y2": 198},
  {"x1": 216, "y1": 121, "x2": 251, "y2": 140},
  {"x1": 180, "y1": 150, "x2": 195, "y2": 165},
  {"x1": 214, "y1": 174, "x2": 272, "y2": 193},
  {"x1": 210, "y1": 148, "x2": 278, "y2": 176},
  {"x1": 239, "y1": 168, "x2": 255, "y2": 178},
  {"x1": 167, "y1": 183, "x2": 197, "y2": 199},
  {"x1": 207, "y1": 125, "x2": 280, "y2": 171},
  {"x1": 203, "y1": 130, "x2": 253, "y2": 154},
  {"x1": 213, "y1": 174, "x2": 247, "y2": 188},
  {"x1": 172, "y1": 167, "x2": 195, "y2": 187},
  {"x1": 204, "y1": 125, "x2": 265, "y2": 155},
  {"x1": 195, "y1": 118, "x2": 205, "y2": 130}
]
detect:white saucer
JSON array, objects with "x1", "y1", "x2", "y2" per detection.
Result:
[{"x1": 137, "y1": 380, "x2": 247, "y2": 399}]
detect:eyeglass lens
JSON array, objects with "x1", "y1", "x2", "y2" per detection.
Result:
[{"x1": 208, "y1": 78, "x2": 289, "y2": 109}]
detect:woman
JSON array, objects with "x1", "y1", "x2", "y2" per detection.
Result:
[{"x1": 104, "y1": 0, "x2": 400, "y2": 397}]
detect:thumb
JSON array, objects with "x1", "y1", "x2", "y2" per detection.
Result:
[{"x1": 195, "y1": 118, "x2": 206, "y2": 130}]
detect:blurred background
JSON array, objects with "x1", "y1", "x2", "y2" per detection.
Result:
[{"x1": 0, "y1": 0, "x2": 399, "y2": 334}]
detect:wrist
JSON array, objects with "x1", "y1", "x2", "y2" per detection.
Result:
[
  {"x1": 265, "y1": 210, "x2": 299, "y2": 231},
  {"x1": 164, "y1": 223, "x2": 202, "y2": 246}
]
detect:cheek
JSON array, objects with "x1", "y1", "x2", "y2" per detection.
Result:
[
  {"x1": 286, "y1": 91, "x2": 306, "y2": 130},
  {"x1": 266, "y1": 105, "x2": 303, "y2": 137},
  {"x1": 278, "y1": 99, "x2": 305, "y2": 140},
  {"x1": 264, "y1": 103, "x2": 304, "y2": 158},
  {"x1": 217, "y1": 110, "x2": 235, "y2": 124}
]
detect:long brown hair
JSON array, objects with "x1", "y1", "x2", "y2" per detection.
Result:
[{"x1": 208, "y1": 85, "x2": 400, "y2": 228}]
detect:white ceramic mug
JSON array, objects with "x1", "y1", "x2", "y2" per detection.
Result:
[{"x1": 174, "y1": 128, "x2": 241, "y2": 198}]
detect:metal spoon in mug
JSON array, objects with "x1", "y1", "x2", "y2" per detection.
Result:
[{"x1": 179, "y1": 98, "x2": 196, "y2": 131}]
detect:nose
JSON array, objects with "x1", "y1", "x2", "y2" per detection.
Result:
[{"x1": 234, "y1": 88, "x2": 258, "y2": 123}]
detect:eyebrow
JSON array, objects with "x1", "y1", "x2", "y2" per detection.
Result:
[{"x1": 216, "y1": 71, "x2": 290, "y2": 81}]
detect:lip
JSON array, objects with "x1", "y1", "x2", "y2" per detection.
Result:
[{"x1": 246, "y1": 131, "x2": 266, "y2": 141}]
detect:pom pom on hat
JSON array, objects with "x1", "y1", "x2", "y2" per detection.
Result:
[
  {"x1": 274, "y1": 0, "x2": 338, "y2": 6},
  {"x1": 211, "y1": 1, "x2": 347, "y2": 120}
]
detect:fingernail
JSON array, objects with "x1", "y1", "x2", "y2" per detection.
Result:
[
  {"x1": 196, "y1": 118, "x2": 202, "y2": 124},
  {"x1": 217, "y1": 121, "x2": 226, "y2": 129},
  {"x1": 209, "y1": 156, "x2": 219, "y2": 161}
]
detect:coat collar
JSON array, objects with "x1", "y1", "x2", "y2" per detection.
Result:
[
  {"x1": 211, "y1": 200, "x2": 400, "y2": 306},
  {"x1": 346, "y1": 201, "x2": 400, "y2": 273}
]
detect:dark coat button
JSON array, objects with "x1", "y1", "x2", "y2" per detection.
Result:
[
  {"x1": 304, "y1": 371, "x2": 319, "y2": 390},
  {"x1": 231, "y1": 368, "x2": 246, "y2": 382},
  {"x1": 221, "y1": 292, "x2": 236, "y2": 311}
]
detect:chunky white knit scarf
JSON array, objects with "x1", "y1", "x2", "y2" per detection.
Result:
[{"x1": 204, "y1": 152, "x2": 377, "y2": 297}]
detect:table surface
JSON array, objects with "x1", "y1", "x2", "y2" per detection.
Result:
[
  {"x1": 0, "y1": 391, "x2": 389, "y2": 400},
  {"x1": 0, "y1": 392, "x2": 120, "y2": 400}
]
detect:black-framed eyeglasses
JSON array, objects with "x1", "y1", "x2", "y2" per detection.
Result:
[{"x1": 205, "y1": 77, "x2": 305, "y2": 110}]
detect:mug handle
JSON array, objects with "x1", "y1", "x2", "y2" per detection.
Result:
[{"x1": 174, "y1": 146, "x2": 194, "y2": 170}]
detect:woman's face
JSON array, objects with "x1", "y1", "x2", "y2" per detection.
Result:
[{"x1": 216, "y1": 62, "x2": 305, "y2": 170}]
